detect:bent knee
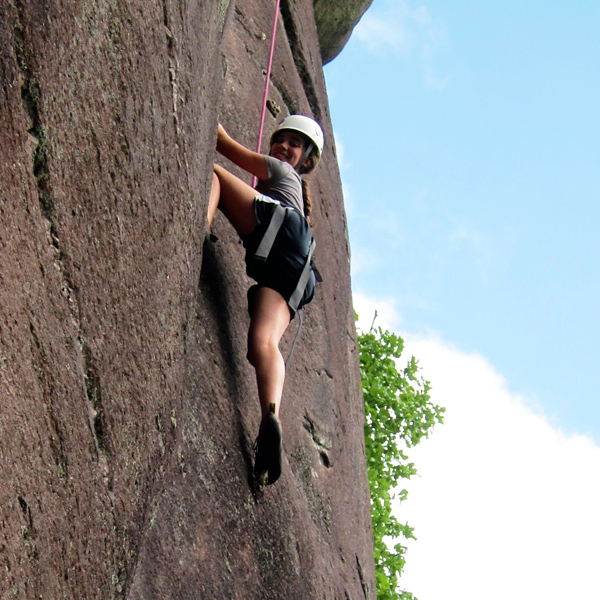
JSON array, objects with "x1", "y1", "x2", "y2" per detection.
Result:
[{"x1": 247, "y1": 337, "x2": 279, "y2": 366}]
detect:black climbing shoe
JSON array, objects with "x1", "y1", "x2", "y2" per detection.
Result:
[{"x1": 254, "y1": 403, "x2": 282, "y2": 485}]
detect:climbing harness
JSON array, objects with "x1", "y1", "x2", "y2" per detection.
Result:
[
  {"x1": 252, "y1": 0, "x2": 281, "y2": 188},
  {"x1": 249, "y1": 202, "x2": 318, "y2": 368},
  {"x1": 252, "y1": 203, "x2": 316, "y2": 316},
  {"x1": 254, "y1": 202, "x2": 287, "y2": 261}
]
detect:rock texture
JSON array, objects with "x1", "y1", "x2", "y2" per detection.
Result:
[
  {"x1": 0, "y1": 1, "x2": 374, "y2": 598},
  {"x1": 314, "y1": 0, "x2": 374, "y2": 64}
]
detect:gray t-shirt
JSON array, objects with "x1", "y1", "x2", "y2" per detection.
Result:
[{"x1": 255, "y1": 155, "x2": 304, "y2": 214}]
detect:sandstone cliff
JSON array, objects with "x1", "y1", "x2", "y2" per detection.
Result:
[{"x1": 0, "y1": 1, "x2": 375, "y2": 598}]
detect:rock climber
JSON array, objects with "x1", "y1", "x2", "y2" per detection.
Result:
[{"x1": 207, "y1": 114, "x2": 324, "y2": 485}]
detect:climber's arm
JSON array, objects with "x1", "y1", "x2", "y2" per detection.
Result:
[{"x1": 216, "y1": 124, "x2": 269, "y2": 181}]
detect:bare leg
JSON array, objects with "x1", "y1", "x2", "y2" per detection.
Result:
[
  {"x1": 209, "y1": 167, "x2": 291, "y2": 414},
  {"x1": 208, "y1": 165, "x2": 259, "y2": 236},
  {"x1": 247, "y1": 287, "x2": 291, "y2": 419},
  {"x1": 207, "y1": 172, "x2": 220, "y2": 228}
]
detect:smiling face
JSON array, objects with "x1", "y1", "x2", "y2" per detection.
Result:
[{"x1": 269, "y1": 130, "x2": 307, "y2": 169}]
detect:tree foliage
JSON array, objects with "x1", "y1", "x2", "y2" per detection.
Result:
[{"x1": 358, "y1": 319, "x2": 445, "y2": 600}]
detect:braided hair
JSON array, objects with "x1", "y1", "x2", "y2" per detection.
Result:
[
  {"x1": 298, "y1": 146, "x2": 319, "y2": 223},
  {"x1": 301, "y1": 179, "x2": 312, "y2": 222}
]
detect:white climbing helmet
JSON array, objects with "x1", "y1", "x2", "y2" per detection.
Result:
[{"x1": 272, "y1": 114, "x2": 324, "y2": 157}]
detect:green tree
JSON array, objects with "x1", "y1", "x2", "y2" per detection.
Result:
[{"x1": 358, "y1": 316, "x2": 445, "y2": 600}]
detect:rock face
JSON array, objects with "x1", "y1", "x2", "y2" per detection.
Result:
[
  {"x1": 0, "y1": 1, "x2": 375, "y2": 598},
  {"x1": 314, "y1": 0, "x2": 374, "y2": 64}
]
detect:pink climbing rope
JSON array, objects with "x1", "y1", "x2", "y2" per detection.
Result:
[{"x1": 252, "y1": 0, "x2": 281, "y2": 188}]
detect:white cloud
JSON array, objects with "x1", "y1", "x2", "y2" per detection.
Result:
[
  {"x1": 333, "y1": 131, "x2": 348, "y2": 170},
  {"x1": 333, "y1": 130, "x2": 358, "y2": 220},
  {"x1": 353, "y1": 290, "x2": 403, "y2": 333},
  {"x1": 341, "y1": 178, "x2": 356, "y2": 219},
  {"x1": 442, "y1": 218, "x2": 510, "y2": 284},
  {"x1": 349, "y1": 246, "x2": 378, "y2": 279},
  {"x1": 447, "y1": 222, "x2": 493, "y2": 274},
  {"x1": 393, "y1": 333, "x2": 600, "y2": 600},
  {"x1": 355, "y1": 0, "x2": 444, "y2": 57},
  {"x1": 424, "y1": 65, "x2": 450, "y2": 89},
  {"x1": 354, "y1": 0, "x2": 449, "y2": 90},
  {"x1": 355, "y1": 1, "x2": 430, "y2": 56}
]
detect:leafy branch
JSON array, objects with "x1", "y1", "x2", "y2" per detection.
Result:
[{"x1": 358, "y1": 317, "x2": 445, "y2": 600}]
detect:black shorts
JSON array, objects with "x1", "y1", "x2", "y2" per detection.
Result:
[{"x1": 241, "y1": 198, "x2": 316, "y2": 318}]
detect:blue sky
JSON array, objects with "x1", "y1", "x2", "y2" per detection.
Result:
[
  {"x1": 324, "y1": 0, "x2": 600, "y2": 441},
  {"x1": 323, "y1": 1, "x2": 600, "y2": 597}
]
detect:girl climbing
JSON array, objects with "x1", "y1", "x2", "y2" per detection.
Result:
[{"x1": 207, "y1": 115, "x2": 324, "y2": 485}]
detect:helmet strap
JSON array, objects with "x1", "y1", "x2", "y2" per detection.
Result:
[{"x1": 295, "y1": 142, "x2": 314, "y2": 174}]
